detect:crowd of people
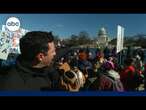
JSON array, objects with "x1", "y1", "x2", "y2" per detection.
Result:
[{"x1": 0, "y1": 31, "x2": 145, "y2": 92}]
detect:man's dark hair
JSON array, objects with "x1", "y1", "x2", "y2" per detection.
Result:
[
  {"x1": 124, "y1": 58, "x2": 134, "y2": 66},
  {"x1": 20, "y1": 31, "x2": 54, "y2": 61}
]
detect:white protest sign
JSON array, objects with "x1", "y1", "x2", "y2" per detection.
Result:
[
  {"x1": 116, "y1": 25, "x2": 124, "y2": 53},
  {"x1": 0, "y1": 35, "x2": 11, "y2": 60},
  {"x1": 1, "y1": 25, "x2": 29, "y2": 54}
]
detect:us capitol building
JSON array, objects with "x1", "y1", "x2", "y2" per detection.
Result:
[{"x1": 97, "y1": 27, "x2": 109, "y2": 48}]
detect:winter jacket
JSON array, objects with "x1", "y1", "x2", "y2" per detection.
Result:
[{"x1": 0, "y1": 57, "x2": 60, "y2": 91}]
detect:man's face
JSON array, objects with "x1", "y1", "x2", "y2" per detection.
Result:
[{"x1": 41, "y1": 42, "x2": 56, "y2": 67}]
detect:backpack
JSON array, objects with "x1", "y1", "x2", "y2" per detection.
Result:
[
  {"x1": 98, "y1": 70, "x2": 124, "y2": 91},
  {"x1": 110, "y1": 76, "x2": 124, "y2": 92}
]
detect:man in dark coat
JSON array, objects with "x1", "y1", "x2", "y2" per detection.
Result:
[{"x1": 0, "y1": 31, "x2": 60, "y2": 90}]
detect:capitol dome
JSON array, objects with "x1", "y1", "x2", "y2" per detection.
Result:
[{"x1": 98, "y1": 27, "x2": 107, "y2": 36}]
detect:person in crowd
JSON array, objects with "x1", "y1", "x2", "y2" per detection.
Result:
[
  {"x1": 126, "y1": 46, "x2": 133, "y2": 59},
  {"x1": 77, "y1": 49, "x2": 93, "y2": 78},
  {"x1": 134, "y1": 55, "x2": 144, "y2": 76},
  {"x1": 103, "y1": 46, "x2": 111, "y2": 59},
  {"x1": 57, "y1": 60, "x2": 85, "y2": 91},
  {"x1": 93, "y1": 51, "x2": 105, "y2": 76},
  {"x1": 0, "y1": 31, "x2": 62, "y2": 90},
  {"x1": 120, "y1": 58, "x2": 141, "y2": 91},
  {"x1": 111, "y1": 47, "x2": 117, "y2": 58},
  {"x1": 97, "y1": 61, "x2": 124, "y2": 91}
]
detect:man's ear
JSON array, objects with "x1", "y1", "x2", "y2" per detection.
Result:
[{"x1": 36, "y1": 53, "x2": 45, "y2": 62}]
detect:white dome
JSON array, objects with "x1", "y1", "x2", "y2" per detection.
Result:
[{"x1": 98, "y1": 27, "x2": 107, "y2": 36}]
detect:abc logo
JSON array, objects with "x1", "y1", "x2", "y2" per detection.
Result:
[
  {"x1": 7, "y1": 22, "x2": 19, "y2": 26},
  {"x1": 6, "y1": 17, "x2": 20, "y2": 32}
]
